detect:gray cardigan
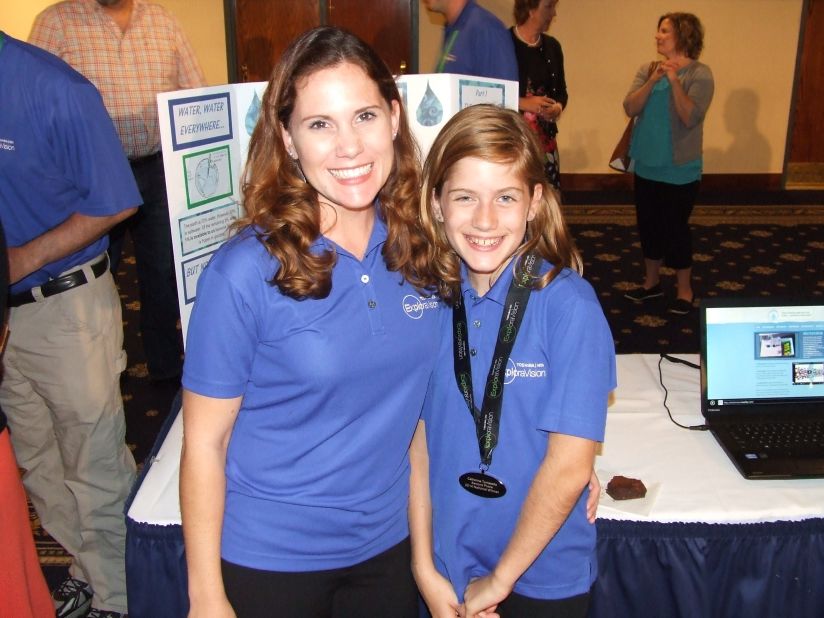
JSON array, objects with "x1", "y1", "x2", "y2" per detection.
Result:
[{"x1": 627, "y1": 61, "x2": 714, "y2": 165}]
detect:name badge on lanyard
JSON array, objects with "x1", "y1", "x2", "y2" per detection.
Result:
[{"x1": 452, "y1": 253, "x2": 542, "y2": 498}]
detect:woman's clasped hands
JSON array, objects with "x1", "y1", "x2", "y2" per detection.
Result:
[{"x1": 525, "y1": 94, "x2": 562, "y2": 121}]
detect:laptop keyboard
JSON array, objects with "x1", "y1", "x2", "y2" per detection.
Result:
[{"x1": 730, "y1": 421, "x2": 824, "y2": 456}]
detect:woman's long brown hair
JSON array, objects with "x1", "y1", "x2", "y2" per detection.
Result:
[{"x1": 238, "y1": 27, "x2": 436, "y2": 299}]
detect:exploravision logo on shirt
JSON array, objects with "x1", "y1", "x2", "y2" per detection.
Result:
[
  {"x1": 0, "y1": 138, "x2": 15, "y2": 152},
  {"x1": 504, "y1": 359, "x2": 547, "y2": 384},
  {"x1": 402, "y1": 294, "x2": 439, "y2": 320}
]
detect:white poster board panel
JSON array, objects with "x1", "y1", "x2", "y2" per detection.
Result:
[
  {"x1": 157, "y1": 82, "x2": 266, "y2": 343},
  {"x1": 396, "y1": 73, "x2": 519, "y2": 158},
  {"x1": 159, "y1": 76, "x2": 512, "y2": 341}
]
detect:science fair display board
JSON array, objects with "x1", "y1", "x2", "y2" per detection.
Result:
[
  {"x1": 157, "y1": 81, "x2": 267, "y2": 340},
  {"x1": 396, "y1": 73, "x2": 518, "y2": 157},
  {"x1": 156, "y1": 74, "x2": 516, "y2": 344}
]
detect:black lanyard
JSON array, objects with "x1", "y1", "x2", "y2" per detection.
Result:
[{"x1": 452, "y1": 254, "x2": 542, "y2": 468}]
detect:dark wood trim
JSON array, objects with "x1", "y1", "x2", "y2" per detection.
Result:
[
  {"x1": 560, "y1": 173, "x2": 632, "y2": 192},
  {"x1": 560, "y1": 173, "x2": 782, "y2": 192},
  {"x1": 409, "y1": 0, "x2": 419, "y2": 74},
  {"x1": 782, "y1": 0, "x2": 810, "y2": 186},
  {"x1": 559, "y1": 174, "x2": 824, "y2": 205},
  {"x1": 223, "y1": 0, "x2": 238, "y2": 83},
  {"x1": 700, "y1": 173, "x2": 783, "y2": 192}
]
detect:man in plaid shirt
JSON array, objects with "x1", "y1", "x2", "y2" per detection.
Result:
[{"x1": 31, "y1": 0, "x2": 206, "y2": 390}]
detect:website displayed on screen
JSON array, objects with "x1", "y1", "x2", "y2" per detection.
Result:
[{"x1": 704, "y1": 305, "x2": 824, "y2": 408}]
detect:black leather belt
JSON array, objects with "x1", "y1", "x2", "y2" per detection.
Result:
[
  {"x1": 129, "y1": 151, "x2": 162, "y2": 166},
  {"x1": 9, "y1": 253, "x2": 109, "y2": 308}
]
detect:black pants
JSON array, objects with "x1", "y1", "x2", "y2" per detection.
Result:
[
  {"x1": 109, "y1": 154, "x2": 183, "y2": 380},
  {"x1": 221, "y1": 538, "x2": 417, "y2": 618},
  {"x1": 633, "y1": 174, "x2": 700, "y2": 270},
  {"x1": 497, "y1": 590, "x2": 590, "y2": 618}
]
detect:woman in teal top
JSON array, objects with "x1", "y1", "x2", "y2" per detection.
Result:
[{"x1": 622, "y1": 12, "x2": 714, "y2": 315}]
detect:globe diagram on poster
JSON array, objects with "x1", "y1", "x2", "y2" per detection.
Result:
[{"x1": 195, "y1": 156, "x2": 220, "y2": 198}]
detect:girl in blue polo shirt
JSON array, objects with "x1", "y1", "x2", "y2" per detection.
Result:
[
  {"x1": 180, "y1": 28, "x2": 441, "y2": 617},
  {"x1": 412, "y1": 105, "x2": 616, "y2": 618}
]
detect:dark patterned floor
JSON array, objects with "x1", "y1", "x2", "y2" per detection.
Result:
[
  {"x1": 34, "y1": 203, "x2": 824, "y2": 583},
  {"x1": 567, "y1": 205, "x2": 824, "y2": 354}
]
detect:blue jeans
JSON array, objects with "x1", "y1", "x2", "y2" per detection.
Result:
[{"x1": 110, "y1": 153, "x2": 183, "y2": 380}]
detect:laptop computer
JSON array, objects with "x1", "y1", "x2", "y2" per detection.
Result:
[{"x1": 699, "y1": 298, "x2": 824, "y2": 479}]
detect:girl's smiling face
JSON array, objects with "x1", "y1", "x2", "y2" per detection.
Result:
[{"x1": 433, "y1": 157, "x2": 540, "y2": 296}]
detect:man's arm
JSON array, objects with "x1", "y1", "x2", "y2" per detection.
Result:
[{"x1": 8, "y1": 209, "x2": 136, "y2": 284}]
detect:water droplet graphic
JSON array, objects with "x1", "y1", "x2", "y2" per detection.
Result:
[
  {"x1": 245, "y1": 92, "x2": 261, "y2": 135},
  {"x1": 416, "y1": 82, "x2": 443, "y2": 127}
]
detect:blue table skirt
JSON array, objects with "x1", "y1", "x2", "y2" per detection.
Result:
[
  {"x1": 126, "y1": 518, "x2": 188, "y2": 618},
  {"x1": 591, "y1": 517, "x2": 824, "y2": 618},
  {"x1": 125, "y1": 516, "x2": 824, "y2": 618}
]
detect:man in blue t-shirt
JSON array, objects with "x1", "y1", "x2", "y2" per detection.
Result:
[
  {"x1": 424, "y1": 0, "x2": 518, "y2": 80},
  {"x1": 0, "y1": 33, "x2": 141, "y2": 618}
]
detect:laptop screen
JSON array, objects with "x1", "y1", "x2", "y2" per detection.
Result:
[{"x1": 700, "y1": 299, "x2": 824, "y2": 417}]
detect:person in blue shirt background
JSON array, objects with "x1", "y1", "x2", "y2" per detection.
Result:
[
  {"x1": 0, "y1": 32, "x2": 140, "y2": 618},
  {"x1": 180, "y1": 27, "x2": 441, "y2": 618},
  {"x1": 411, "y1": 105, "x2": 615, "y2": 618},
  {"x1": 424, "y1": 0, "x2": 518, "y2": 81}
]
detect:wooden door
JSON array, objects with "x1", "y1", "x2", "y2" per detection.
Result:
[
  {"x1": 225, "y1": 0, "x2": 416, "y2": 84},
  {"x1": 328, "y1": 0, "x2": 415, "y2": 75},
  {"x1": 226, "y1": 0, "x2": 320, "y2": 82},
  {"x1": 786, "y1": 0, "x2": 824, "y2": 188}
]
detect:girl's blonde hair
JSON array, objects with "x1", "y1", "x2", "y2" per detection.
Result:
[{"x1": 420, "y1": 105, "x2": 581, "y2": 304}]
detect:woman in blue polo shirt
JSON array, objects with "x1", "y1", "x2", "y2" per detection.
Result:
[
  {"x1": 180, "y1": 28, "x2": 440, "y2": 617},
  {"x1": 412, "y1": 105, "x2": 615, "y2": 618}
]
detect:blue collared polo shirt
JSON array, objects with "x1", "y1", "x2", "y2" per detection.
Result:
[
  {"x1": 436, "y1": 0, "x2": 518, "y2": 81},
  {"x1": 423, "y1": 262, "x2": 615, "y2": 600},
  {"x1": 0, "y1": 34, "x2": 140, "y2": 294},
  {"x1": 183, "y1": 217, "x2": 441, "y2": 571}
]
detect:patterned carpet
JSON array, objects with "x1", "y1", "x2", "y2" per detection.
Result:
[
  {"x1": 33, "y1": 203, "x2": 824, "y2": 584},
  {"x1": 566, "y1": 204, "x2": 824, "y2": 354}
]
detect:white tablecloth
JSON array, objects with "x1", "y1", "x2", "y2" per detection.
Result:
[
  {"x1": 129, "y1": 354, "x2": 824, "y2": 526},
  {"x1": 596, "y1": 354, "x2": 824, "y2": 523}
]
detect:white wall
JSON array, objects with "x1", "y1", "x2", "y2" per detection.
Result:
[
  {"x1": 5, "y1": 1, "x2": 802, "y2": 174},
  {"x1": 419, "y1": 0, "x2": 804, "y2": 174}
]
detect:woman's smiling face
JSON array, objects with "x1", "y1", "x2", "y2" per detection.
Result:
[{"x1": 281, "y1": 61, "x2": 400, "y2": 215}]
